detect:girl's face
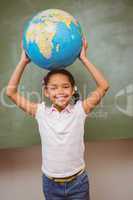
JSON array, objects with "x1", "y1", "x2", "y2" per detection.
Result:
[{"x1": 44, "y1": 73, "x2": 75, "y2": 109}]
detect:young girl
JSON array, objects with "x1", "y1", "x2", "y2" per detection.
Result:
[{"x1": 6, "y1": 37, "x2": 109, "y2": 200}]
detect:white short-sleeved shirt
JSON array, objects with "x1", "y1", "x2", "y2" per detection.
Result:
[{"x1": 35, "y1": 100, "x2": 89, "y2": 178}]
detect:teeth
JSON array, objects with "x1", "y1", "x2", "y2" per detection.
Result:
[
  {"x1": 57, "y1": 96, "x2": 64, "y2": 99},
  {"x1": 56, "y1": 95, "x2": 65, "y2": 97},
  {"x1": 56, "y1": 95, "x2": 66, "y2": 99}
]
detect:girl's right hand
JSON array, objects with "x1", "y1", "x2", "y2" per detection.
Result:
[
  {"x1": 20, "y1": 50, "x2": 31, "y2": 65},
  {"x1": 20, "y1": 41, "x2": 31, "y2": 65}
]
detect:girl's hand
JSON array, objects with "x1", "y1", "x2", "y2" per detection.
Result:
[
  {"x1": 79, "y1": 36, "x2": 88, "y2": 61},
  {"x1": 20, "y1": 50, "x2": 31, "y2": 65},
  {"x1": 20, "y1": 41, "x2": 31, "y2": 65}
]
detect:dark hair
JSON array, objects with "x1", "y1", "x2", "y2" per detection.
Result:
[{"x1": 42, "y1": 68, "x2": 80, "y2": 104}]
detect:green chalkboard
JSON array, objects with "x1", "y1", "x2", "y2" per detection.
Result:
[{"x1": 0, "y1": 0, "x2": 133, "y2": 149}]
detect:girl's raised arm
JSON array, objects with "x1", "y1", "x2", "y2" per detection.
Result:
[
  {"x1": 6, "y1": 50, "x2": 37, "y2": 117},
  {"x1": 79, "y1": 37, "x2": 110, "y2": 114}
]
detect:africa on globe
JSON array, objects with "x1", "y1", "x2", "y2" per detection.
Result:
[{"x1": 22, "y1": 9, "x2": 83, "y2": 70}]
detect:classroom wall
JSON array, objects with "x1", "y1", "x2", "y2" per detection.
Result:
[
  {"x1": 0, "y1": 0, "x2": 133, "y2": 149},
  {"x1": 0, "y1": 139, "x2": 133, "y2": 200}
]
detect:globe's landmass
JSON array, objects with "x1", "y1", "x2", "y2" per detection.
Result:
[{"x1": 22, "y1": 9, "x2": 83, "y2": 70}]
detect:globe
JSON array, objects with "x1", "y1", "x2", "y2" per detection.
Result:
[{"x1": 22, "y1": 9, "x2": 83, "y2": 70}]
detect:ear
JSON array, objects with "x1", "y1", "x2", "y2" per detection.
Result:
[
  {"x1": 44, "y1": 89, "x2": 49, "y2": 98},
  {"x1": 72, "y1": 88, "x2": 75, "y2": 96}
]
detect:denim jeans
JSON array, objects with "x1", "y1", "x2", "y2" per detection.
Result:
[{"x1": 42, "y1": 170, "x2": 90, "y2": 200}]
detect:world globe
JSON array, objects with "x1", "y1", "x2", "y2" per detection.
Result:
[{"x1": 22, "y1": 9, "x2": 83, "y2": 70}]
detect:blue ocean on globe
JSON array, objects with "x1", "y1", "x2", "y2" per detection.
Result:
[{"x1": 22, "y1": 9, "x2": 83, "y2": 70}]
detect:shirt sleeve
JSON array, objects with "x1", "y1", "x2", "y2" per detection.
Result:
[
  {"x1": 35, "y1": 101, "x2": 46, "y2": 120},
  {"x1": 75, "y1": 100, "x2": 89, "y2": 119}
]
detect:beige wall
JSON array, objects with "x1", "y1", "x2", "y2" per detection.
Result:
[{"x1": 0, "y1": 139, "x2": 133, "y2": 200}]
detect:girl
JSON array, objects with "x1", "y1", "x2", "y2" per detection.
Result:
[{"x1": 6, "y1": 37, "x2": 109, "y2": 200}]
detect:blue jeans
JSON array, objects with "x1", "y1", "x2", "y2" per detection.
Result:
[{"x1": 42, "y1": 170, "x2": 90, "y2": 200}]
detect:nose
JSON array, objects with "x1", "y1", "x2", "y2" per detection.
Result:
[
  {"x1": 57, "y1": 87, "x2": 65, "y2": 94},
  {"x1": 57, "y1": 90, "x2": 64, "y2": 95}
]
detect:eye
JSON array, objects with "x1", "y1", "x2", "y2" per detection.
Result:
[
  {"x1": 63, "y1": 85, "x2": 70, "y2": 88},
  {"x1": 50, "y1": 87, "x2": 56, "y2": 90},
  {"x1": 48, "y1": 86, "x2": 57, "y2": 90}
]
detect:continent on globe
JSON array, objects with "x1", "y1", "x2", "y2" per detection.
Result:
[{"x1": 22, "y1": 9, "x2": 83, "y2": 70}]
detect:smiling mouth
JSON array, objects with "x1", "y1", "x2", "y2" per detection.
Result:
[{"x1": 55, "y1": 95, "x2": 68, "y2": 101}]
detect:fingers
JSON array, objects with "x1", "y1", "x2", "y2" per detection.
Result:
[
  {"x1": 25, "y1": 52, "x2": 31, "y2": 61},
  {"x1": 82, "y1": 35, "x2": 88, "y2": 49}
]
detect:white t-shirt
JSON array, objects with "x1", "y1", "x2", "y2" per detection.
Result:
[{"x1": 35, "y1": 100, "x2": 89, "y2": 178}]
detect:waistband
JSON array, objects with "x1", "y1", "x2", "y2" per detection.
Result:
[{"x1": 46, "y1": 167, "x2": 85, "y2": 183}]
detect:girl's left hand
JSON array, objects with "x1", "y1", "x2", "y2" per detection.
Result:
[{"x1": 79, "y1": 36, "x2": 88, "y2": 60}]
